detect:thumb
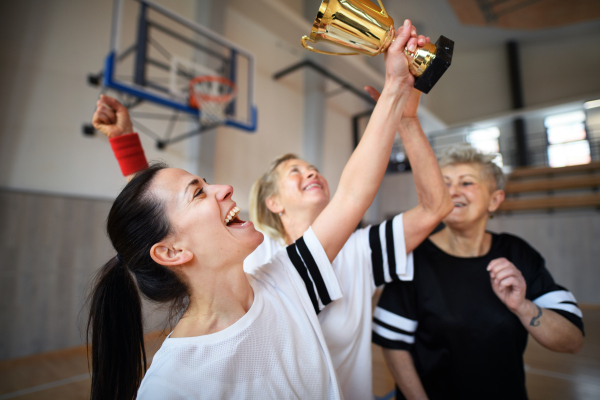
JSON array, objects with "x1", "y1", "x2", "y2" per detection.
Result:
[{"x1": 364, "y1": 86, "x2": 381, "y2": 102}]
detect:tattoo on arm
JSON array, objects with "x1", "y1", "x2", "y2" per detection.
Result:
[{"x1": 530, "y1": 305, "x2": 543, "y2": 327}]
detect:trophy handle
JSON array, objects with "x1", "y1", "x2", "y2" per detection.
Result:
[
  {"x1": 301, "y1": 36, "x2": 358, "y2": 56},
  {"x1": 374, "y1": 0, "x2": 390, "y2": 18}
]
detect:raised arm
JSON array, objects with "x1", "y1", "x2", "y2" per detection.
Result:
[
  {"x1": 92, "y1": 95, "x2": 147, "y2": 181},
  {"x1": 364, "y1": 42, "x2": 453, "y2": 255},
  {"x1": 312, "y1": 19, "x2": 418, "y2": 262}
]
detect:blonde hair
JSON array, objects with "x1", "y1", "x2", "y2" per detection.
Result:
[
  {"x1": 249, "y1": 153, "x2": 299, "y2": 241},
  {"x1": 438, "y1": 144, "x2": 506, "y2": 190}
]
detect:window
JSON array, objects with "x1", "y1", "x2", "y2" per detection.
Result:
[
  {"x1": 467, "y1": 127, "x2": 503, "y2": 166},
  {"x1": 544, "y1": 111, "x2": 590, "y2": 168}
]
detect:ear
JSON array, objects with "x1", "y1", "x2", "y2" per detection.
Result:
[
  {"x1": 150, "y1": 241, "x2": 193, "y2": 267},
  {"x1": 265, "y1": 195, "x2": 284, "y2": 215},
  {"x1": 488, "y1": 189, "x2": 505, "y2": 213}
]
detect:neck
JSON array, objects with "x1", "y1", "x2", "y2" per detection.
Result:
[
  {"x1": 280, "y1": 205, "x2": 323, "y2": 245},
  {"x1": 172, "y1": 261, "x2": 253, "y2": 337},
  {"x1": 432, "y1": 217, "x2": 491, "y2": 257}
]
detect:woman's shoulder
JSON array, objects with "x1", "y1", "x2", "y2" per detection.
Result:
[
  {"x1": 489, "y1": 232, "x2": 545, "y2": 271},
  {"x1": 491, "y1": 232, "x2": 540, "y2": 254}
]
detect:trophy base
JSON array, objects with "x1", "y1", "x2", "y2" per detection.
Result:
[{"x1": 414, "y1": 36, "x2": 454, "y2": 94}]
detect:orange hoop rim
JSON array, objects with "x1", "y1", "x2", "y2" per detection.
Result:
[{"x1": 189, "y1": 76, "x2": 238, "y2": 109}]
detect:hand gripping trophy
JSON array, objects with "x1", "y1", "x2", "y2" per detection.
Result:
[{"x1": 301, "y1": 0, "x2": 454, "y2": 93}]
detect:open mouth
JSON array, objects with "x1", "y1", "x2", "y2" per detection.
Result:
[
  {"x1": 225, "y1": 206, "x2": 246, "y2": 226},
  {"x1": 303, "y1": 183, "x2": 322, "y2": 191},
  {"x1": 453, "y1": 203, "x2": 466, "y2": 208}
]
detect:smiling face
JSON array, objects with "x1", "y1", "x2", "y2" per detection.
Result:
[
  {"x1": 150, "y1": 168, "x2": 264, "y2": 269},
  {"x1": 270, "y1": 159, "x2": 330, "y2": 216},
  {"x1": 442, "y1": 163, "x2": 505, "y2": 229}
]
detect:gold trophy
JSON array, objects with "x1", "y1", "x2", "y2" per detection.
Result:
[{"x1": 301, "y1": 0, "x2": 454, "y2": 93}]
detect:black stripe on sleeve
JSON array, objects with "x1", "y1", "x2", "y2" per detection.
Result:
[
  {"x1": 385, "y1": 219, "x2": 398, "y2": 282},
  {"x1": 296, "y1": 237, "x2": 332, "y2": 306},
  {"x1": 286, "y1": 244, "x2": 320, "y2": 314},
  {"x1": 369, "y1": 224, "x2": 385, "y2": 286}
]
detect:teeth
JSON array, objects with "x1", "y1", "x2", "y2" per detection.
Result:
[
  {"x1": 225, "y1": 207, "x2": 241, "y2": 224},
  {"x1": 304, "y1": 183, "x2": 322, "y2": 191}
]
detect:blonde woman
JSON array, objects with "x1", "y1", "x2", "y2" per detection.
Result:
[
  {"x1": 373, "y1": 145, "x2": 585, "y2": 400},
  {"x1": 242, "y1": 85, "x2": 453, "y2": 399}
]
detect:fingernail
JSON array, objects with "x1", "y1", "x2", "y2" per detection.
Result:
[
  {"x1": 404, "y1": 19, "x2": 409, "y2": 27},
  {"x1": 409, "y1": 43, "x2": 416, "y2": 52},
  {"x1": 412, "y1": 29, "x2": 416, "y2": 36}
]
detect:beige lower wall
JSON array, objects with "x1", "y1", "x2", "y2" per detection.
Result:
[{"x1": 0, "y1": 190, "x2": 168, "y2": 361}]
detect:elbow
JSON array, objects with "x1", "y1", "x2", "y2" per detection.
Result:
[
  {"x1": 567, "y1": 334, "x2": 584, "y2": 354},
  {"x1": 430, "y1": 192, "x2": 453, "y2": 220},
  {"x1": 440, "y1": 192, "x2": 454, "y2": 218}
]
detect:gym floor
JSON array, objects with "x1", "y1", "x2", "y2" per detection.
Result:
[{"x1": 1, "y1": 305, "x2": 599, "y2": 400}]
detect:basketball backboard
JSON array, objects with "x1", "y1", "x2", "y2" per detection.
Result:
[{"x1": 86, "y1": 0, "x2": 257, "y2": 148}]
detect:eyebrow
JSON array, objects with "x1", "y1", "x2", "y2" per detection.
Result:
[
  {"x1": 443, "y1": 174, "x2": 479, "y2": 180},
  {"x1": 184, "y1": 178, "x2": 200, "y2": 197}
]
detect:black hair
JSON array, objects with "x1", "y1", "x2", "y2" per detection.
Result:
[{"x1": 86, "y1": 163, "x2": 188, "y2": 400}]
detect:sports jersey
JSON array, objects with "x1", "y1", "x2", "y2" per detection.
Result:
[
  {"x1": 137, "y1": 228, "x2": 343, "y2": 399},
  {"x1": 372, "y1": 232, "x2": 585, "y2": 400},
  {"x1": 244, "y1": 214, "x2": 413, "y2": 400}
]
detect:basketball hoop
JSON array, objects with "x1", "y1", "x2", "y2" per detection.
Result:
[{"x1": 189, "y1": 76, "x2": 238, "y2": 126}]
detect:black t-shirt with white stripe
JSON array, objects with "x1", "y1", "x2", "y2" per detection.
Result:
[{"x1": 372, "y1": 232, "x2": 584, "y2": 400}]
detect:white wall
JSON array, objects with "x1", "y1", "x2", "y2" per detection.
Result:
[{"x1": 425, "y1": 30, "x2": 600, "y2": 125}]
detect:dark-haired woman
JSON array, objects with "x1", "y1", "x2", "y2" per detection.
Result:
[{"x1": 87, "y1": 20, "x2": 420, "y2": 400}]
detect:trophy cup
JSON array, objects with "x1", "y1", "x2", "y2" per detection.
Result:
[{"x1": 301, "y1": 0, "x2": 454, "y2": 94}]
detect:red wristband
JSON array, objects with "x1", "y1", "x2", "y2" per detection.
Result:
[{"x1": 109, "y1": 133, "x2": 149, "y2": 176}]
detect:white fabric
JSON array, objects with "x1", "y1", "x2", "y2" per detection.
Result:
[
  {"x1": 373, "y1": 306, "x2": 418, "y2": 333},
  {"x1": 372, "y1": 322, "x2": 415, "y2": 344},
  {"x1": 244, "y1": 214, "x2": 412, "y2": 400},
  {"x1": 137, "y1": 228, "x2": 342, "y2": 400},
  {"x1": 392, "y1": 216, "x2": 413, "y2": 280},
  {"x1": 533, "y1": 290, "x2": 583, "y2": 318}
]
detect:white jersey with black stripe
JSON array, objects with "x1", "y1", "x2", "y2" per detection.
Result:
[
  {"x1": 137, "y1": 228, "x2": 343, "y2": 400},
  {"x1": 244, "y1": 214, "x2": 413, "y2": 400}
]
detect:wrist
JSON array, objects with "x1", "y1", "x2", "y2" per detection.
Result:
[
  {"x1": 513, "y1": 299, "x2": 535, "y2": 319},
  {"x1": 109, "y1": 133, "x2": 149, "y2": 176},
  {"x1": 382, "y1": 76, "x2": 413, "y2": 95}
]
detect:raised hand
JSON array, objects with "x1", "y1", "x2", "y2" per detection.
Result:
[
  {"x1": 383, "y1": 19, "x2": 420, "y2": 87},
  {"x1": 487, "y1": 257, "x2": 528, "y2": 314},
  {"x1": 365, "y1": 33, "x2": 429, "y2": 119},
  {"x1": 92, "y1": 95, "x2": 133, "y2": 138}
]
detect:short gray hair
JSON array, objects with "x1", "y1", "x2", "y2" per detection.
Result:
[{"x1": 438, "y1": 144, "x2": 506, "y2": 190}]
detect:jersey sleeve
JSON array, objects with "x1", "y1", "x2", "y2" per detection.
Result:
[
  {"x1": 367, "y1": 213, "x2": 415, "y2": 287},
  {"x1": 525, "y1": 251, "x2": 584, "y2": 335},
  {"x1": 371, "y1": 278, "x2": 418, "y2": 350},
  {"x1": 285, "y1": 227, "x2": 343, "y2": 315}
]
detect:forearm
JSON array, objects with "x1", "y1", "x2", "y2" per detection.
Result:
[
  {"x1": 515, "y1": 300, "x2": 584, "y2": 353},
  {"x1": 336, "y1": 81, "x2": 411, "y2": 209},
  {"x1": 399, "y1": 118, "x2": 451, "y2": 217},
  {"x1": 383, "y1": 349, "x2": 428, "y2": 400},
  {"x1": 314, "y1": 80, "x2": 411, "y2": 260},
  {"x1": 399, "y1": 118, "x2": 452, "y2": 253}
]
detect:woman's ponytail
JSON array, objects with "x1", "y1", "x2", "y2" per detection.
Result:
[
  {"x1": 86, "y1": 256, "x2": 146, "y2": 400},
  {"x1": 85, "y1": 163, "x2": 189, "y2": 399}
]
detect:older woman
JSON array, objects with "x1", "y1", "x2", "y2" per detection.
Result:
[
  {"x1": 94, "y1": 35, "x2": 452, "y2": 400},
  {"x1": 87, "y1": 20, "x2": 423, "y2": 400},
  {"x1": 372, "y1": 144, "x2": 585, "y2": 400}
]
